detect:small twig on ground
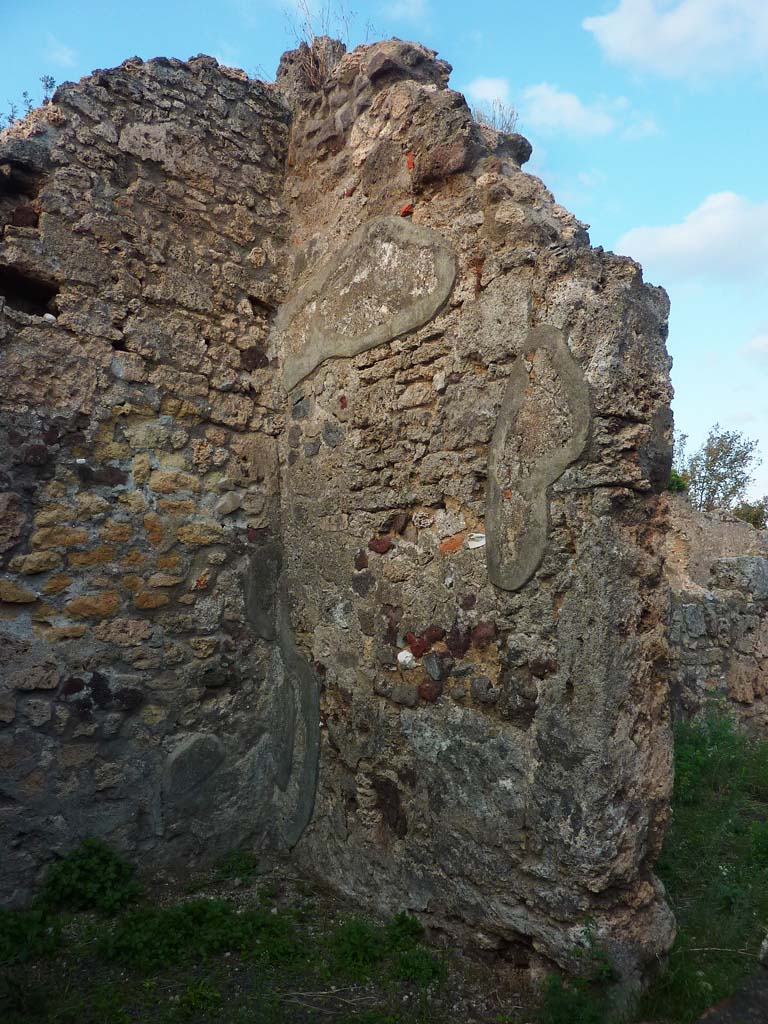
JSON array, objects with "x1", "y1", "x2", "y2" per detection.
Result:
[
  {"x1": 283, "y1": 998, "x2": 335, "y2": 1013},
  {"x1": 673, "y1": 946, "x2": 759, "y2": 958},
  {"x1": 281, "y1": 987, "x2": 356, "y2": 997}
]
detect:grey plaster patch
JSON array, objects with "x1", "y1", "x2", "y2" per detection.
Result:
[
  {"x1": 243, "y1": 540, "x2": 282, "y2": 641},
  {"x1": 274, "y1": 582, "x2": 321, "y2": 847},
  {"x1": 278, "y1": 216, "x2": 456, "y2": 392},
  {"x1": 486, "y1": 325, "x2": 590, "y2": 591},
  {"x1": 163, "y1": 733, "x2": 225, "y2": 803}
]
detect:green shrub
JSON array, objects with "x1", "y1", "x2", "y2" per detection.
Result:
[
  {"x1": 326, "y1": 911, "x2": 444, "y2": 988},
  {"x1": 212, "y1": 848, "x2": 260, "y2": 885},
  {"x1": 0, "y1": 974, "x2": 48, "y2": 1020},
  {"x1": 41, "y1": 838, "x2": 140, "y2": 915},
  {"x1": 389, "y1": 945, "x2": 446, "y2": 986},
  {"x1": 328, "y1": 916, "x2": 389, "y2": 979},
  {"x1": 174, "y1": 978, "x2": 223, "y2": 1020},
  {"x1": 101, "y1": 898, "x2": 303, "y2": 971},
  {"x1": 733, "y1": 498, "x2": 768, "y2": 530},
  {"x1": 0, "y1": 907, "x2": 60, "y2": 965},
  {"x1": 668, "y1": 468, "x2": 689, "y2": 492},
  {"x1": 536, "y1": 974, "x2": 609, "y2": 1024},
  {"x1": 385, "y1": 910, "x2": 424, "y2": 949}
]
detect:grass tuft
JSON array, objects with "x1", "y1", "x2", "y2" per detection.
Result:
[
  {"x1": 536, "y1": 973, "x2": 609, "y2": 1024},
  {"x1": 636, "y1": 711, "x2": 768, "y2": 1022},
  {"x1": 100, "y1": 898, "x2": 304, "y2": 971},
  {"x1": 0, "y1": 907, "x2": 60, "y2": 966}
]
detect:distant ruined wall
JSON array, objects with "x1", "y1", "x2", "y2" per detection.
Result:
[
  {"x1": 665, "y1": 495, "x2": 768, "y2": 727},
  {"x1": 1, "y1": 38, "x2": 675, "y2": 986}
]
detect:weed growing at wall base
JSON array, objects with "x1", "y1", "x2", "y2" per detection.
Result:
[
  {"x1": 41, "y1": 837, "x2": 140, "y2": 914},
  {"x1": 8, "y1": 714, "x2": 768, "y2": 1024},
  {"x1": 0, "y1": 853, "x2": 458, "y2": 1023},
  {"x1": 101, "y1": 898, "x2": 305, "y2": 971}
]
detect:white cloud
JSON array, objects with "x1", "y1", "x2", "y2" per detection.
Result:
[
  {"x1": 213, "y1": 41, "x2": 243, "y2": 68},
  {"x1": 470, "y1": 81, "x2": 656, "y2": 140},
  {"x1": 522, "y1": 83, "x2": 615, "y2": 136},
  {"x1": 743, "y1": 331, "x2": 768, "y2": 357},
  {"x1": 465, "y1": 76, "x2": 511, "y2": 105},
  {"x1": 521, "y1": 83, "x2": 657, "y2": 139},
  {"x1": 583, "y1": 0, "x2": 768, "y2": 79},
  {"x1": 616, "y1": 192, "x2": 768, "y2": 281},
  {"x1": 383, "y1": 0, "x2": 429, "y2": 21},
  {"x1": 731, "y1": 410, "x2": 759, "y2": 423},
  {"x1": 622, "y1": 114, "x2": 659, "y2": 139},
  {"x1": 45, "y1": 33, "x2": 76, "y2": 69},
  {"x1": 577, "y1": 169, "x2": 606, "y2": 188}
]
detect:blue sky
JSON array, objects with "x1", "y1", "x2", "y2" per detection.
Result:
[{"x1": 3, "y1": 0, "x2": 767, "y2": 496}]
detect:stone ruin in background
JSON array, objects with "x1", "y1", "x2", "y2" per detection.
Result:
[
  {"x1": 665, "y1": 496, "x2": 768, "y2": 727},
  {"x1": 0, "y1": 37, "x2": 679, "y2": 988}
]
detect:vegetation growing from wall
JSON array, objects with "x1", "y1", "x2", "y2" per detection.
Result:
[
  {"x1": 471, "y1": 98, "x2": 519, "y2": 134},
  {"x1": 0, "y1": 76, "x2": 55, "y2": 128}
]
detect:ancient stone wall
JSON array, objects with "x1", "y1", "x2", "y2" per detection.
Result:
[
  {"x1": 1, "y1": 37, "x2": 676, "y2": 986},
  {"x1": 0, "y1": 55, "x2": 319, "y2": 903},
  {"x1": 665, "y1": 495, "x2": 768, "y2": 727},
  {"x1": 275, "y1": 40, "x2": 675, "y2": 983}
]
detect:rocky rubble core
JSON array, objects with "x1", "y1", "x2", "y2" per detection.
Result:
[
  {"x1": 0, "y1": 37, "x2": 675, "y2": 986},
  {"x1": 665, "y1": 495, "x2": 768, "y2": 728}
]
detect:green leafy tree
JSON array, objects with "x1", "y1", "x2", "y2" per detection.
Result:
[
  {"x1": 681, "y1": 424, "x2": 761, "y2": 512},
  {"x1": 733, "y1": 496, "x2": 768, "y2": 529}
]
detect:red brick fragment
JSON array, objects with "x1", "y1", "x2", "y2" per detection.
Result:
[
  {"x1": 409, "y1": 637, "x2": 429, "y2": 659},
  {"x1": 471, "y1": 621, "x2": 497, "y2": 648},
  {"x1": 354, "y1": 549, "x2": 369, "y2": 570},
  {"x1": 446, "y1": 625, "x2": 471, "y2": 659},
  {"x1": 439, "y1": 533, "x2": 465, "y2": 555},
  {"x1": 418, "y1": 679, "x2": 442, "y2": 703},
  {"x1": 399, "y1": 202, "x2": 414, "y2": 217},
  {"x1": 368, "y1": 535, "x2": 392, "y2": 555},
  {"x1": 406, "y1": 151, "x2": 415, "y2": 171},
  {"x1": 530, "y1": 657, "x2": 558, "y2": 678},
  {"x1": 422, "y1": 625, "x2": 445, "y2": 645}
]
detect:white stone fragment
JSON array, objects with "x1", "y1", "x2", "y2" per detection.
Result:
[
  {"x1": 397, "y1": 649, "x2": 418, "y2": 670},
  {"x1": 467, "y1": 533, "x2": 486, "y2": 549}
]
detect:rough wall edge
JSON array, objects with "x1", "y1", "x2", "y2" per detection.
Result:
[
  {"x1": 278, "y1": 215, "x2": 457, "y2": 392},
  {"x1": 486, "y1": 325, "x2": 591, "y2": 591}
]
